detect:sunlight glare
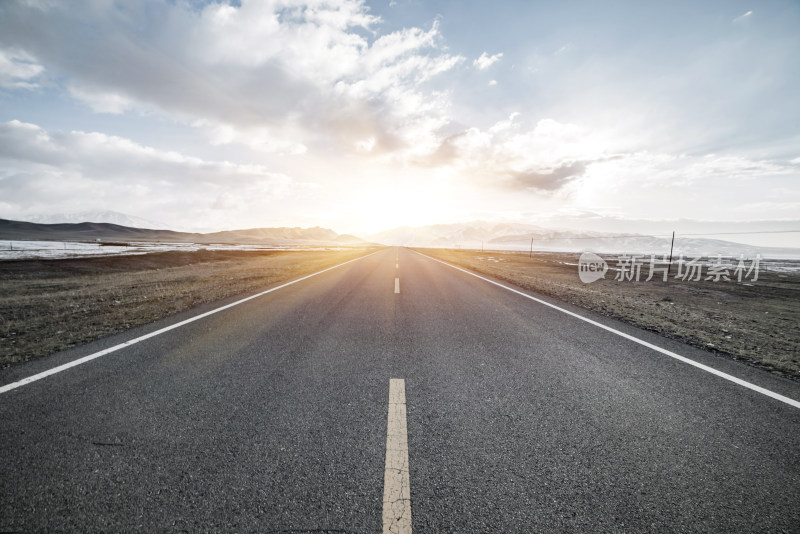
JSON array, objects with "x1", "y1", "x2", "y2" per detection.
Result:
[{"x1": 347, "y1": 184, "x2": 450, "y2": 235}]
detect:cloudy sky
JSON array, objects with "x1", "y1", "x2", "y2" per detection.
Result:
[{"x1": 0, "y1": 0, "x2": 798, "y2": 237}]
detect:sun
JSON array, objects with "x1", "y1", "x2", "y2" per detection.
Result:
[{"x1": 344, "y1": 183, "x2": 453, "y2": 235}]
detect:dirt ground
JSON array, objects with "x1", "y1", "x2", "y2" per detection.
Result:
[
  {"x1": 417, "y1": 248, "x2": 800, "y2": 379},
  {"x1": 3, "y1": 246, "x2": 798, "y2": 379},
  {"x1": 0, "y1": 248, "x2": 376, "y2": 366}
]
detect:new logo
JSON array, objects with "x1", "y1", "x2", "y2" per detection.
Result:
[{"x1": 578, "y1": 252, "x2": 608, "y2": 284}]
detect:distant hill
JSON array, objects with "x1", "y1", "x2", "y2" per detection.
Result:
[
  {"x1": 0, "y1": 219, "x2": 367, "y2": 247},
  {"x1": 335, "y1": 234, "x2": 368, "y2": 244},
  {"x1": 0, "y1": 219, "x2": 188, "y2": 242},
  {"x1": 201, "y1": 226, "x2": 340, "y2": 244},
  {"x1": 18, "y1": 210, "x2": 171, "y2": 230}
]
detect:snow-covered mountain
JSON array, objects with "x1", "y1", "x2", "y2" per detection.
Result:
[
  {"x1": 368, "y1": 220, "x2": 800, "y2": 258},
  {"x1": 19, "y1": 210, "x2": 171, "y2": 230},
  {"x1": 367, "y1": 221, "x2": 553, "y2": 247}
]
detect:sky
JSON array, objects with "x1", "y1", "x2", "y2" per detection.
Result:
[{"x1": 0, "y1": 0, "x2": 798, "y2": 239}]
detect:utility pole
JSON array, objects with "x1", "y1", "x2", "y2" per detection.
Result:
[
  {"x1": 667, "y1": 231, "x2": 675, "y2": 277},
  {"x1": 481, "y1": 240, "x2": 484, "y2": 252},
  {"x1": 529, "y1": 236, "x2": 533, "y2": 258}
]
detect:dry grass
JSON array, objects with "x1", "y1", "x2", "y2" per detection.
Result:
[
  {"x1": 0, "y1": 248, "x2": 378, "y2": 366},
  {"x1": 417, "y1": 248, "x2": 800, "y2": 379}
]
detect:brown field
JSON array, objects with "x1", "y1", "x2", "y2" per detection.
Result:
[
  {"x1": 416, "y1": 248, "x2": 800, "y2": 379},
  {"x1": 0, "y1": 248, "x2": 377, "y2": 366}
]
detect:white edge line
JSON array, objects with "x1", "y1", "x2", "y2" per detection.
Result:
[
  {"x1": 0, "y1": 249, "x2": 383, "y2": 395},
  {"x1": 412, "y1": 249, "x2": 800, "y2": 410}
]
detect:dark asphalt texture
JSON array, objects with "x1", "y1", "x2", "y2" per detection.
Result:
[{"x1": 1, "y1": 247, "x2": 799, "y2": 532}]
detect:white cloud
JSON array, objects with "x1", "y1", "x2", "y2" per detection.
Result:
[
  {"x1": 565, "y1": 148, "x2": 800, "y2": 225},
  {"x1": 0, "y1": 0, "x2": 463, "y2": 157},
  {"x1": 680, "y1": 154, "x2": 793, "y2": 181},
  {"x1": 738, "y1": 201, "x2": 800, "y2": 213},
  {"x1": 192, "y1": 119, "x2": 308, "y2": 155},
  {"x1": 424, "y1": 116, "x2": 610, "y2": 190},
  {"x1": 68, "y1": 84, "x2": 137, "y2": 115},
  {"x1": 355, "y1": 136, "x2": 376, "y2": 153},
  {"x1": 488, "y1": 112, "x2": 520, "y2": 134},
  {"x1": 733, "y1": 10, "x2": 753, "y2": 22},
  {"x1": 421, "y1": 111, "x2": 800, "y2": 194},
  {"x1": 473, "y1": 52, "x2": 503, "y2": 70},
  {"x1": 0, "y1": 48, "x2": 44, "y2": 90},
  {"x1": 1, "y1": 1, "x2": 794, "y2": 231},
  {"x1": 0, "y1": 120, "x2": 301, "y2": 228},
  {"x1": 554, "y1": 45, "x2": 571, "y2": 56}
]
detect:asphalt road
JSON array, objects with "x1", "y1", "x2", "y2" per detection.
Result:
[{"x1": 1, "y1": 247, "x2": 799, "y2": 532}]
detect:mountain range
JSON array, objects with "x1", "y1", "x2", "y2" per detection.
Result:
[
  {"x1": 366, "y1": 220, "x2": 800, "y2": 258},
  {"x1": 2, "y1": 213, "x2": 798, "y2": 258},
  {"x1": 19, "y1": 210, "x2": 172, "y2": 230},
  {"x1": 0, "y1": 219, "x2": 366, "y2": 246}
]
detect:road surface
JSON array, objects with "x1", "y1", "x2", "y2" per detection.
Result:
[{"x1": 2, "y1": 247, "x2": 799, "y2": 532}]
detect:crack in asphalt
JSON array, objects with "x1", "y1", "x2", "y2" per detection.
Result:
[{"x1": 383, "y1": 378, "x2": 412, "y2": 533}]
